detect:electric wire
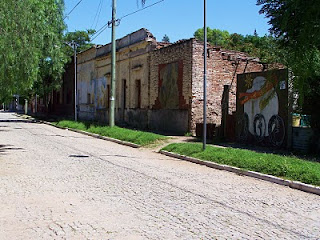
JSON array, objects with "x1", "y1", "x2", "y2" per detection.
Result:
[
  {"x1": 91, "y1": 24, "x2": 109, "y2": 41},
  {"x1": 95, "y1": 0, "x2": 104, "y2": 29},
  {"x1": 119, "y1": 0, "x2": 164, "y2": 20},
  {"x1": 91, "y1": 0, "x2": 104, "y2": 29},
  {"x1": 90, "y1": 0, "x2": 165, "y2": 42},
  {"x1": 64, "y1": 0, "x2": 84, "y2": 20}
]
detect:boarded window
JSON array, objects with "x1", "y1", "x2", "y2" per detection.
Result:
[
  {"x1": 136, "y1": 80, "x2": 141, "y2": 108},
  {"x1": 106, "y1": 85, "x2": 110, "y2": 108},
  {"x1": 122, "y1": 79, "x2": 127, "y2": 110},
  {"x1": 67, "y1": 90, "x2": 72, "y2": 104}
]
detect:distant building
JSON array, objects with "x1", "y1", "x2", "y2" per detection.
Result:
[
  {"x1": 30, "y1": 59, "x2": 76, "y2": 117},
  {"x1": 51, "y1": 60, "x2": 76, "y2": 117}
]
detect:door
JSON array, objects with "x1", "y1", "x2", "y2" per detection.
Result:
[{"x1": 121, "y1": 79, "x2": 126, "y2": 122}]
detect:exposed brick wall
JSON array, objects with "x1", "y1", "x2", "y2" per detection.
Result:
[
  {"x1": 75, "y1": 29, "x2": 265, "y2": 135},
  {"x1": 191, "y1": 39, "x2": 263, "y2": 134}
]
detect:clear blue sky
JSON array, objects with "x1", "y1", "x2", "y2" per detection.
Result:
[{"x1": 64, "y1": 0, "x2": 271, "y2": 45}]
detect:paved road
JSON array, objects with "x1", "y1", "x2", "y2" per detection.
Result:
[{"x1": 0, "y1": 112, "x2": 319, "y2": 239}]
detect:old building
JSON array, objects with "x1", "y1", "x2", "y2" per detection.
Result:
[
  {"x1": 51, "y1": 60, "x2": 76, "y2": 117},
  {"x1": 76, "y1": 28, "x2": 264, "y2": 135}
]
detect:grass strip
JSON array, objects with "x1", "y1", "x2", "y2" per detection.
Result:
[
  {"x1": 162, "y1": 143, "x2": 320, "y2": 186},
  {"x1": 56, "y1": 120, "x2": 167, "y2": 146}
]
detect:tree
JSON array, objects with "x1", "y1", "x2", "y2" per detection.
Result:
[
  {"x1": 257, "y1": 0, "x2": 320, "y2": 101},
  {"x1": 162, "y1": 34, "x2": 170, "y2": 43},
  {"x1": 64, "y1": 29, "x2": 96, "y2": 55},
  {"x1": 194, "y1": 27, "x2": 279, "y2": 63},
  {"x1": 257, "y1": 0, "x2": 320, "y2": 49},
  {"x1": 258, "y1": 0, "x2": 320, "y2": 151},
  {"x1": 0, "y1": 0, "x2": 67, "y2": 102},
  {"x1": 194, "y1": 28, "x2": 230, "y2": 47}
]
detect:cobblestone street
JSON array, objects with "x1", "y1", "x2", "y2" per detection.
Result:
[{"x1": 0, "y1": 112, "x2": 319, "y2": 239}]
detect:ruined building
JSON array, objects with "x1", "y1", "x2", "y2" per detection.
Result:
[{"x1": 76, "y1": 28, "x2": 263, "y2": 135}]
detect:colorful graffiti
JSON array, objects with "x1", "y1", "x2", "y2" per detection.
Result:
[{"x1": 236, "y1": 70, "x2": 288, "y2": 147}]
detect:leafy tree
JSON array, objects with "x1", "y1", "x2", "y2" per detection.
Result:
[
  {"x1": 194, "y1": 27, "x2": 279, "y2": 63},
  {"x1": 162, "y1": 34, "x2": 170, "y2": 43},
  {"x1": 258, "y1": 0, "x2": 320, "y2": 151},
  {"x1": 0, "y1": 0, "x2": 67, "y2": 103},
  {"x1": 257, "y1": 0, "x2": 320, "y2": 102},
  {"x1": 194, "y1": 28, "x2": 230, "y2": 47},
  {"x1": 64, "y1": 29, "x2": 96, "y2": 55}
]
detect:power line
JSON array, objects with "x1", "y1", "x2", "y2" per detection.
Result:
[
  {"x1": 93, "y1": 23, "x2": 109, "y2": 36},
  {"x1": 95, "y1": 0, "x2": 104, "y2": 29},
  {"x1": 120, "y1": 0, "x2": 164, "y2": 20},
  {"x1": 91, "y1": 0, "x2": 104, "y2": 29},
  {"x1": 90, "y1": 0, "x2": 165, "y2": 42},
  {"x1": 64, "y1": 0, "x2": 84, "y2": 20},
  {"x1": 91, "y1": 24, "x2": 109, "y2": 41}
]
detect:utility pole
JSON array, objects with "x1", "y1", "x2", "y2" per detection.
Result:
[
  {"x1": 203, "y1": 0, "x2": 207, "y2": 150},
  {"x1": 109, "y1": 0, "x2": 117, "y2": 127},
  {"x1": 72, "y1": 41, "x2": 78, "y2": 122}
]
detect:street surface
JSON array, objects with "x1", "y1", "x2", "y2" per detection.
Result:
[{"x1": 0, "y1": 112, "x2": 319, "y2": 239}]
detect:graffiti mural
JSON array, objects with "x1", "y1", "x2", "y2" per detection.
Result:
[
  {"x1": 153, "y1": 60, "x2": 188, "y2": 110},
  {"x1": 94, "y1": 77, "x2": 107, "y2": 109},
  {"x1": 236, "y1": 69, "x2": 288, "y2": 147}
]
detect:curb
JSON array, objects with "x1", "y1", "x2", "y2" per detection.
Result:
[
  {"x1": 41, "y1": 121, "x2": 140, "y2": 149},
  {"x1": 15, "y1": 114, "x2": 140, "y2": 149},
  {"x1": 11, "y1": 113, "x2": 37, "y2": 123},
  {"x1": 160, "y1": 150, "x2": 320, "y2": 196}
]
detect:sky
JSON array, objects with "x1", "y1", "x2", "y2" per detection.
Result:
[{"x1": 64, "y1": 0, "x2": 271, "y2": 45}]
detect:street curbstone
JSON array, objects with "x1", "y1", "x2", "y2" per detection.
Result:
[
  {"x1": 159, "y1": 150, "x2": 320, "y2": 196},
  {"x1": 289, "y1": 181, "x2": 320, "y2": 195},
  {"x1": 46, "y1": 122, "x2": 140, "y2": 148}
]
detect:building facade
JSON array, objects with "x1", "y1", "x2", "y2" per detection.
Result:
[{"x1": 76, "y1": 28, "x2": 264, "y2": 135}]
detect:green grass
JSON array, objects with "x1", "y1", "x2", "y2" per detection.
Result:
[
  {"x1": 162, "y1": 143, "x2": 320, "y2": 186},
  {"x1": 184, "y1": 132, "x2": 192, "y2": 137},
  {"x1": 56, "y1": 120, "x2": 167, "y2": 146}
]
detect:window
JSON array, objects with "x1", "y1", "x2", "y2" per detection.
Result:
[
  {"x1": 136, "y1": 80, "x2": 141, "y2": 108},
  {"x1": 56, "y1": 92, "x2": 60, "y2": 104},
  {"x1": 87, "y1": 93, "x2": 91, "y2": 104},
  {"x1": 67, "y1": 90, "x2": 72, "y2": 104},
  {"x1": 106, "y1": 85, "x2": 110, "y2": 108},
  {"x1": 122, "y1": 79, "x2": 127, "y2": 110}
]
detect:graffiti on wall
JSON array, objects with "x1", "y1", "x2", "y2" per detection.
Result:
[
  {"x1": 236, "y1": 69, "x2": 288, "y2": 147},
  {"x1": 78, "y1": 76, "x2": 107, "y2": 109},
  {"x1": 94, "y1": 77, "x2": 107, "y2": 109},
  {"x1": 153, "y1": 60, "x2": 188, "y2": 110}
]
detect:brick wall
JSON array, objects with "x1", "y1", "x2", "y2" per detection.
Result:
[
  {"x1": 75, "y1": 29, "x2": 265, "y2": 135},
  {"x1": 148, "y1": 39, "x2": 193, "y2": 134},
  {"x1": 191, "y1": 39, "x2": 263, "y2": 134}
]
